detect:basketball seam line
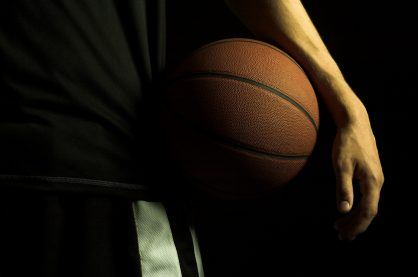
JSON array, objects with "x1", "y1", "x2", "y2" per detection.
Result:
[
  {"x1": 189, "y1": 38, "x2": 305, "y2": 72},
  {"x1": 164, "y1": 104, "x2": 311, "y2": 160},
  {"x1": 170, "y1": 72, "x2": 319, "y2": 132}
]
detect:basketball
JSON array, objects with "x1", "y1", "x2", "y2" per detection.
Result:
[{"x1": 160, "y1": 38, "x2": 319, "y2": 199}]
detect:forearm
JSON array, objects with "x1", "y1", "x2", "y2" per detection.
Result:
[{"x1": 224, "y1": 0, "x2": 368, "y2": 127}]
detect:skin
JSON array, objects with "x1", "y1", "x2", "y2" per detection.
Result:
[{"x1": 224, "y1": 0, "x2": 384, "y2": 240}]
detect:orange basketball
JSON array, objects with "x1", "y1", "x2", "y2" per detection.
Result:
[{"x1": 160, "y1": 38, "x2": 319, "y2": 199}]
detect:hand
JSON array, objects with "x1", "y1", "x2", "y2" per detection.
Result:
[{"x1": 332, "y1": 107, "x2": 384, "y2": 240}]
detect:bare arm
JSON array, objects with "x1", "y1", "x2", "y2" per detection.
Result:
[{"x1": 225, "y1": 0, "x2": 384, "y2": 240}]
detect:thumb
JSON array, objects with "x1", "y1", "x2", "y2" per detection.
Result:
[{"x1": 335, "y1": 163, "x2": 354, "y2": 213}]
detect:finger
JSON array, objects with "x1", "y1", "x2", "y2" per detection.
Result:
[
  {"x1": 336, "y1": 180, "x2": 381, "y2": 240},
  {"x1": 335, "y1": 161, "x2": 354, "y2": 213},
  {"x1": 356, "y1": 178, "x2": 380, "y2": 230}
]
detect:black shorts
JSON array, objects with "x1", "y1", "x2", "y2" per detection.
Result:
[{"x1": 0, "y1": 189, "x2": 204, "y2": 277}]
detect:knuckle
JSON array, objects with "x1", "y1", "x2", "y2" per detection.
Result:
[
  {"x1": 340, "y1": 188, "x2": 350, "y2": 196},
  {"x1": 367, "y1": 172, "x2": 383, "y2": 187},
  {"x1": 339, "y1": 187, "x2": 352, "y2": 199},
  {"x1": 365, "y1": 165, "x2": 385, "y2": 187},
  {"x1": 361, "y1": 208, "x2": 378, "y2": 219},
  {"x1": 380, "y1": 173, "x2": 385, "y2": 186},
  {"x1": 336, "y1": 158, "x2": 352, "y2": 172}
]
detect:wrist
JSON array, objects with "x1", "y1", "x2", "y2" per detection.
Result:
[
  {"x1": 277, "y1": 41, "x2": 371, "y2": 129},
  {"x1": 314, "y1": 74, "x2": 369, "y2": 128}
]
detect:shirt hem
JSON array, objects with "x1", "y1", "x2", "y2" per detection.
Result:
[{"x1": 0, "y1": 174, "x2": 160, "y2": 200}]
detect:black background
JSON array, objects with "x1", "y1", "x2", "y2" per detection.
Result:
[{"x1": 166, "y1": 0, "x2": 414, "y2": 275}]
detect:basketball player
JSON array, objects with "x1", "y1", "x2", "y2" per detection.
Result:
[{"x1": 0, "y1": 1, "x2": 383, "y2": 277}]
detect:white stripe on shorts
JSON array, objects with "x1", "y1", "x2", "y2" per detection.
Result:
[
  {"x1": 132, "y1": 201, "x2": 182, "y2": 277},
  {"x1": 189, "y1": 224, "x2": 205, "y2": 277}
]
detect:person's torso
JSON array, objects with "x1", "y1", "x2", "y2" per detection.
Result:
[{"x1": 0, "y1": 0, "x2": 166, "y2": 195}]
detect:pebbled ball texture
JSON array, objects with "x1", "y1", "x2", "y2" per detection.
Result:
[{"x1": 160, "y1": 38, "x2": 319, "y2": 199}]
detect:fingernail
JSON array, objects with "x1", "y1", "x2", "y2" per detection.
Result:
[{"x1": 339, "y1": 201, "x2": 350, "y2": 212}]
